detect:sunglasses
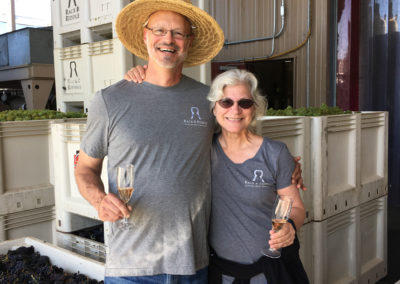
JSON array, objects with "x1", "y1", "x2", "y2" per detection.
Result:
[{"x1": 217, "y1": 98, "x2": 255, "y2": 109}]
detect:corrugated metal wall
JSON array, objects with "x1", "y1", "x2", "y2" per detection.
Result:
[{"x1": 210, "y1": 0, "x2": 330, "y2": 107}]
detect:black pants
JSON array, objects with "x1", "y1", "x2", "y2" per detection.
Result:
[{"x1": 209, "y1": 235, "x2": 309, "y2": 284}]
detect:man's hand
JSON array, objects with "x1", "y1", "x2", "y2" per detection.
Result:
[
  {"x1": 269, "y1": 222, "x2": 296, "y2": 250},
  {"x1": 292, "y1": 156, "x2": 307, "y2": 191},
  {"x1": 75, "y1": 150, "x2": 132, "y2": 222},
  {"x1": 124, "y1": 65, "x2": 148, "y2": 83},
  {"x1": 97, "y1": 193, "x2": 132, "y2": 222}
]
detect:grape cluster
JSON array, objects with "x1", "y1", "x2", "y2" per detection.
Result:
[
  {"x1": 0, "y1": 110, "x2": 86, "y2": 122},
  {"x1": 75, "y1": 225, "x2": 104, "y2": 243},
  {"x1": 0, "y1": 246, "x2": 103, "y2": 284},
  {"x1": 266, "y1": 104, "x2": 353, "y2": 116}
]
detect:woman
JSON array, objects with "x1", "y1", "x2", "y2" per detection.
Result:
[
  {"x1": 124, "y1": 68, "x2": 308, "y2": 283},
  {"x1": 206, "y1": 69, "x2": 308, "y2": 283}
]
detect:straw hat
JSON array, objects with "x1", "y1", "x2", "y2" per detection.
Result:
[{"x1": 116, "y1": 0, "x2": 224, "y2": 67}]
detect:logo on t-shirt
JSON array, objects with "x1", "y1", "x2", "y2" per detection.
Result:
[
  {"x1": 245, "y1": 169, "x2": 271, "y2": 188},
  {"x1": 184, "y1": 106, "x2": 207, "y2": 127}
]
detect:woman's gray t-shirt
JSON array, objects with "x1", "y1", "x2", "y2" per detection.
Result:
[{"x1": 209, "y1": 136, "x2": 295, "y2": 283}]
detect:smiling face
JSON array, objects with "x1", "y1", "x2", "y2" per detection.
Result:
[
  {"x1": 213, "y1": 83, "x2": 255, "y2": 135},
  {"x1": 144, "y1": 10, "x2": 193, "y2": 69}
]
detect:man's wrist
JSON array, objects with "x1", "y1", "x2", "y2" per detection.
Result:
[{"x1": 94, "y1": 194, "x2": 106, "y2": 211}]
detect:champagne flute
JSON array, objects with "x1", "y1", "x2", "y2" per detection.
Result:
[
  {"x1": 261, "y1": 195, "x2": 293, "y2": 258},
  {"x1": 117, "y1": 164, "x2": 135, "y2": 230}
]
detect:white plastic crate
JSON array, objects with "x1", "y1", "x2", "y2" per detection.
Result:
[
  {"x1": 359, "y1": 196, "x2": 387, "y2": 284},
  {"x1": 310, "y1": 114, "x2": 360, "y2": 221},
  {"x1": 0, "y1": 184, "x2": 54, "y2": 215},
  {"x1": 0, "y1": 120, "x2": 54, "y2": 193},
  {"x1": 359, "y1": 112, "x2": 388, "y2": 204},
  {"x1": 86, "y1": 0, "x2": 131, "y2": 28},
  {"x1": 54, "y1": 38, "x2": 134, "y2": 112},
  {"x1": 56, "y1": 229, "x2": 106, "y2": 263},
  {"x1": 51, "y1": 121, "x2": 108, "y2": 232},
  {"x1": 297, "y1": 222, "x2": 313, "y2": 282},
  {"x1": 312, "y1": 207, "x2": 359, "y2": 284},
  {"x1": 299, "y1": 196, "x2": 388, "y2": 284},
  {"x1": 0, "y1": 206, "x2": 55, "y2": 243},
  {"x1": 54, "y1": 45, "x2": 90, "y2": 112},
  {"x1": 51, "y1": 0, "x2": 83, "y2": 48},
  {"x1": 85, "y1": 38, "x2": 133, "y2": 97},
  {"x1": 52, "y1": 0, "x2": 131, "y2": 48},
  {"x1": 256, "y1": 116, "x2": 312, "y2": 223},
  {"x1": 0, "y1": 237, "x2": 104, "y2": 281}
]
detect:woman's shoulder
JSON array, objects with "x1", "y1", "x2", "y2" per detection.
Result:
[{"x1": 261, "y1": 136, "x2": 288, "y2": 152}]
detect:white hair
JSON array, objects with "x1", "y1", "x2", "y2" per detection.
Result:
[{"x1": 207, "y1": 69, "x2": 267, "y2": 132}]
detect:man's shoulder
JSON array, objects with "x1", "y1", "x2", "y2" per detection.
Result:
[
  {"x1": 182, "y1": 76, "x2": 210, "y2": 91},
  {"x1": 101, "y1": 79, "x2": 136, "y2": 95}
]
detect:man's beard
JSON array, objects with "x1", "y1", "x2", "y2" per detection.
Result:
[{"x1": 147, "y1": 39, "x2": 188, "y2": 69}]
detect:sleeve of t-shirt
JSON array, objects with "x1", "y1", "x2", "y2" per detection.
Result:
[
  {"x1": 80, "y1": 90, "x2": 109, "y2": 159},
  {"x1": 275, "y1": 143, "x2": 295, "y2": 190}
]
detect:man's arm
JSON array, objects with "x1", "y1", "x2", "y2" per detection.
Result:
[
  {"x1": 75, "y1": 150, "x2": 131, "y2": 222},
  {"x1": 292, "y1": 156, "x2": 307, "y2": 191}
]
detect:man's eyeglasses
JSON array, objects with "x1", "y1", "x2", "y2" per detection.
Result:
[
  {"x1": 217, "y1": 98, "x2": 255, "y2": 109},
  {"x1": 145, "y1": 26, "x2": 192, "y2": 40}
]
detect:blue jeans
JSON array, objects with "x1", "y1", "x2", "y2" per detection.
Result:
[{"x1": 104, "y1": 267, "x2": 208, "y2": 284}]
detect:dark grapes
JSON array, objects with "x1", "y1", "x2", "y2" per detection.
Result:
[{"x1": 0, "y1": 246, "x2": 103, "y2": 284}]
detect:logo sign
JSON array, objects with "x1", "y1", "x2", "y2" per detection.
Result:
[
  {"x1": 245, "y1": 169, "x2": 271, "y2": 188},
  {"x1": 184, "y1": 106, "x2": 207, "y2": 127},
  {"x1": 64, "y1": 60, "x2": 83, "y2": 93},
  {"x1": 62, "y1": 0, "x2": 80, "y2": 25},
  {"x1": 252, "y1": 170, "x2": 265, "y2": 182}
]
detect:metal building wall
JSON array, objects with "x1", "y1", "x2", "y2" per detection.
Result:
[{"x1": 210, "y1": 0, "x2": 330, "y2": 108}]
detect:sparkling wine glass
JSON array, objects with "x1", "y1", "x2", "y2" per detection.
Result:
[
  {"x1": 261, "y1": 195, "x2": 293, "y2": 258},
  {"x1": 117, "y1": 164, "x2": 135, "y2": 230}
]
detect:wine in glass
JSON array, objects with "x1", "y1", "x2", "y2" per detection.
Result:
[
  {"x1": 117, "y1": 164, "x2": 135, "y2": 230},
  {"x1": 261, "y1": 195, "x2": 293, "y2": 258}
]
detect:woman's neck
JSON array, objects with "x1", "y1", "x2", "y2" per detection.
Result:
[
  {"x1": 218, "y1": 130, "x2": 254, "y2": 150},
  {"x1": 218, "y1": 130, "x2": 263, "y2": 164}
]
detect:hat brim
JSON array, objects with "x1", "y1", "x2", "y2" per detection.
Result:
[{"x1": 116, "y1": 0, "x2": 224, "y2": 67}]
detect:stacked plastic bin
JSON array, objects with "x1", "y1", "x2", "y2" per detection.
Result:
[
  {"x1": 51, "y1": 120, "x2": 109, "y2": 262},
  {"x1": 51, "y1": 0, "x2": 211, "y2": 113},
  {"x1": 0, "y1": 120, "x2": 57, "y2": 244},
  {"x1": 256, "y1": 111, "x2": 389, "y2": 284},
  {"x1": 51, "y1": 0, "x2": 134, "y2": 113},
  {"x1": 50, "y1": 0, "x2": 134, "y2": 258}
]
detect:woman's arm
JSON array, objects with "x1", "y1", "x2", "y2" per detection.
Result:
[{"x1": 268, "y1": 184, "x2": 305, "y2": 250}]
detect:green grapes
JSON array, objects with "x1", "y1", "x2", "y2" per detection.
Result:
[
  {"x1": 266, "y1": 104, "x2": 352, "y2": 116},
  {"x1": 0, "y1": 110, "x2": 87, "y2": 122}
]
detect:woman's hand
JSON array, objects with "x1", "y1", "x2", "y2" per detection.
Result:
[
  {"x1": 268, "y1": 221, "x2": 296, "y2": 250},
  {"x1": 292, "y1": 156, "x2": 307, "y2": 191},
  {"x1": 124, "y1": 65, "x2": 148, "y2": 83}
]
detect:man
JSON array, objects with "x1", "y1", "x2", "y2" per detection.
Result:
[{"x1": 75, "y1": 0, "x2": 224, "y2": 282}]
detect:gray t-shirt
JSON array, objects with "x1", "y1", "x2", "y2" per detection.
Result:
[
  {"x1": 209, "y1": 136, "x2": 295, "y2": 283},
  {"x1": 81, "y1": 76, "x2": 214, "y2": 277}
]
